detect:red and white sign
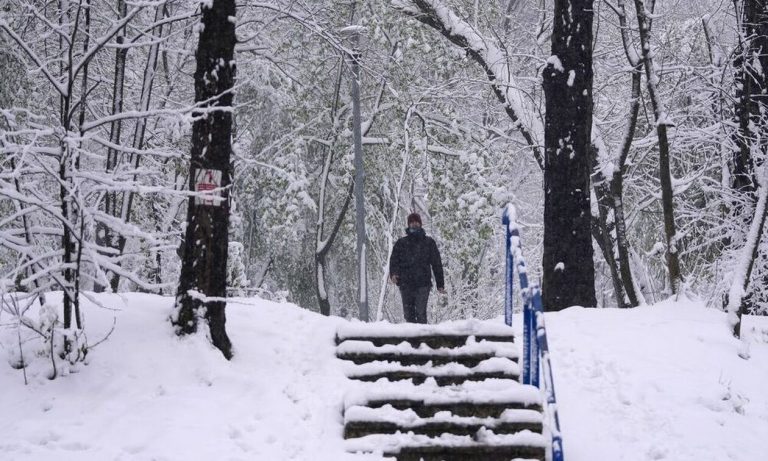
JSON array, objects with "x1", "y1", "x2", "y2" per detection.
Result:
[{"x1": 194, "y1": 169, "x2": 223, "y2": 206}]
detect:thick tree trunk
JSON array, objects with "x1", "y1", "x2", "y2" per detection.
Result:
[
  {"x1": 173, "y1": 0, "x2": 236, "y2": 360},
  {"x1": 732, "y1": 0, "x2": 768, "y2": 199},
  {"x1": 541, "y1": 0, "x2": 597, "y2": 310},
  {"x1": 729, "y1": 0, "x2": 768, "y2": 314}
]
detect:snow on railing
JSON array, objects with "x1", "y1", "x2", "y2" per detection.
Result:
[{"x1": 502, "y1": 204, "x2": 564, "y2": 461}]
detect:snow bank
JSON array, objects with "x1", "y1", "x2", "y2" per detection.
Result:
[
  {"x1": 547, "y1": 298, "x2": 768, "y2": 461},
  {"x1": 0, "y1": 293, "x2": 367, "y2": 461},
  {"x1": 1, "y1": 293, "x2": 766, "y2": 460}
]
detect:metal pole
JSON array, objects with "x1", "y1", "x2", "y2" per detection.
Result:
[
  {"x1": 502, "y1": 206, "x2": 514, "y2": 327},
  {"x1": 530, "y1": 283, "x2": 542, "y2": 388},
  {"x1": 350, "y1": 31, "x2": 368, "y2": 322}
]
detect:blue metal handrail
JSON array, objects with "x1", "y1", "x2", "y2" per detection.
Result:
[{"x1": 502, "y1": 204, "x2": 564, "y2": 461}]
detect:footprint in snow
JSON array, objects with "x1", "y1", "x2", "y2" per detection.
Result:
[{"x1": 61, "y1": 441, "x2": 90, "y2": 451}]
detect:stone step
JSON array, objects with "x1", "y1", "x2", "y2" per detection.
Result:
[
  {"x1": 335, "y1": 321, "x2": 516, "y2": 348},
  {"x1": 336, "y1": 333, "x2": 515, "y2": 349},
  {"x1": 390, "y1": 444, "x2": 546, "y2": 461},
  {"x1": 345, "y1": 431, "x2": 547, "y2": 461},
  {"x1": 343, "y1": 405, "x2": 543, "y2": 440},
  {"x1": 363, "y1": 399, "x2": 542, "y2": 418},
  {"x1": 349, "y1": 369, "x2": 519, "y2": 385},
  {"x1": 335, "y1": 323, "x2": 545, "y2": 461},
  {"x1": 344, "y1": 380, "x2": 543, "y2": 418},
  {"x1": 344, "y1": 419, "x2": 543, "y2": 439},
  {"x1": 345, "y1": 356, "x2": 520, "y2": 385},
  {"x1": 336, "y1": 339, "x2": 518, "y2": 368}
]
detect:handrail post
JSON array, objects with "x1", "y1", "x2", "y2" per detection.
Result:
[
  {"x1": 523, "y1": 299, "x2": 532, "y2": 384},
  {"x1": 501, "y1": 205, "x2": 515, "y2": 327},
  {"x1": 530, "y1": 282, "x2": 542, "y2": 387}
]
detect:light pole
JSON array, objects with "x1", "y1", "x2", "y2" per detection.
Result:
[{"x1": 341, "y1": 24, "x2": 368, "y2": 321}]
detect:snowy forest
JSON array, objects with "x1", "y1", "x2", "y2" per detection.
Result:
[{"x1": 2, "y1": 0, "x2": 768, "y2": 362}]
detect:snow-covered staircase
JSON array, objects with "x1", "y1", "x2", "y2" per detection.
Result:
[{"x1": 336, "y1": 322, "x2": 548, "y2": 460}]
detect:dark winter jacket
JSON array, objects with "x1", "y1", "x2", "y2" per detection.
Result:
[{"x1": 389, "y1": 228, "x2": 444, "y2": 289}]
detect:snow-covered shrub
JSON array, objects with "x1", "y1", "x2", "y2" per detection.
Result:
[{"x1": 227, "y1": 242, "x2": 250, "y2": 296}]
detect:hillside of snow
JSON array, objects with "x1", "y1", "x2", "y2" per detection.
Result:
[{"x1": 1, "y1": 293, "x2": 766, "y2": 461}]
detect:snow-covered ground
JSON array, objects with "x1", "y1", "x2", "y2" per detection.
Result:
[
  {"x1": 548, "y1": 298, "x2": 768, "y2": 461},
  {"x1": 1, "y1": 293, "x2": 766, "y2": 461}
]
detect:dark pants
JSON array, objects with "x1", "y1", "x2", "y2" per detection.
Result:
[{"x1": 400, "y1": 286, "x2": 430, "y2": 324}]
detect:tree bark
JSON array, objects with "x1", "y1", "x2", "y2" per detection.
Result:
[
  {"x1": 732, "y1": 0, "x2": 768, "y2": 199},
  {"x1": 729, "y1": 0, "x2": 768, "y2": 314},
  {"x1": 541, "y1": 0, "x2": 597, "y2": 310},
  {"x1": 633, "y1": 0, "x2": 683, "y2": 294},
  {"x1": 173, "y1": 0, "x2": 236, "y2": 360},
  {"x1": 316, "y1": 182, "x2": 354, "y2": 316},
  {"x1": 727, "y1": 174, "x2": 768, "y2": 338},
  {"x1": 110, "y1": 1, "x2": 167, "y2": 292},
  {"x1": 592, "y1": 106, "x2": 642, "y2": 308},
  {"x1": 95, "y1": 0, "x2": 128, "y2": 293},
  {"x1": 592, "y1": 186, "x2": 627, "y2": 307}
]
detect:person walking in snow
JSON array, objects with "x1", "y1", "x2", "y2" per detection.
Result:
[{"x1": 389, "y1": 213, "x2": 445, "y2": 324}]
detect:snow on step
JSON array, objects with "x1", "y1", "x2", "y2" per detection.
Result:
[
  {"x1": 345, "y1": 429, "x2": 547, "y2": 454},
  {"x1": 344, "y1": 378, "x2": 542, "y2": 410},
  {"x1": 336, "y1": 338, "x2": 519, "y2": 360},
  {"x1": 337, "y1": 319, "x2": 516, "y2": 338},
  {"x1": 345, "y1": 405, "x2": 543, "y2": 429},
  {"x1": 337, "y1": 318, "x2": 515, "y2": 341},
  {"x1": 344, "y1": 356, "x2": 519, "y2": 379},
  {"x1": 342, "y1": 357, "x2": 520, "y2": 385}
]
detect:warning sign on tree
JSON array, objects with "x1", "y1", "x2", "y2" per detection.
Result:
[{"x1": 194, "y1": 169, "x2": 223, "y2": 206}]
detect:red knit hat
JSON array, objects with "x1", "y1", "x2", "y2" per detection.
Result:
[{"x1": 407, "y1": 212, "x2": 422, "y2": 225}]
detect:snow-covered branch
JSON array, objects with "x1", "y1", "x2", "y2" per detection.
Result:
[{"x1": 393, "y1": 0, "x2": 544, "y2": 169}]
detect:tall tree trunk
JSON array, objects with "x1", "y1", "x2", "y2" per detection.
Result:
[
  {"x1": 95, "y1": 0, "x2": 128, "y2": 293},
  {"x1": 591, "y1": 189, "x2": 627, "y2": 307},
  {"x1": 173, "y1": 0, "x2": 236, "y2": 360},
  {"x1": 61, "y1": 0, "x2": 91, "y2": 333},
  {"x1": 72, "y1": 0, "x2": 92, "y2": 331},
  {"x1": 729, "y1": 0, "x2": 768, "y2": 315},
  {"x1": 727, "y1": 174, "x2": 768, "y2": 337},
  {"x1": 110, "y1": 1, "x2": 167, "y2": 292},
  {"x1": 596, "y1": 0, "x2": 646, "y2": 307},
  {"x1": 314, "y1": 37, "x2": 390, "y2": 316},
  {"x1": 731, "y1": 0, "x2": 766, "y2": 199},
  {"x1": 58, "y1": 0, "x2": 74, "y2": 334},
  {"x1": 541, "y1": 0, "x2": 597, "y2": 310},
  {"x1": 316, "y1": 182, "x2": 354, "y2": 316},
  {"x1": 314, "y1": 50, "x2": 346, "y2": 317},
  {"x1": 633, "y1": 0, "x2": 683, "y2": 294}
]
